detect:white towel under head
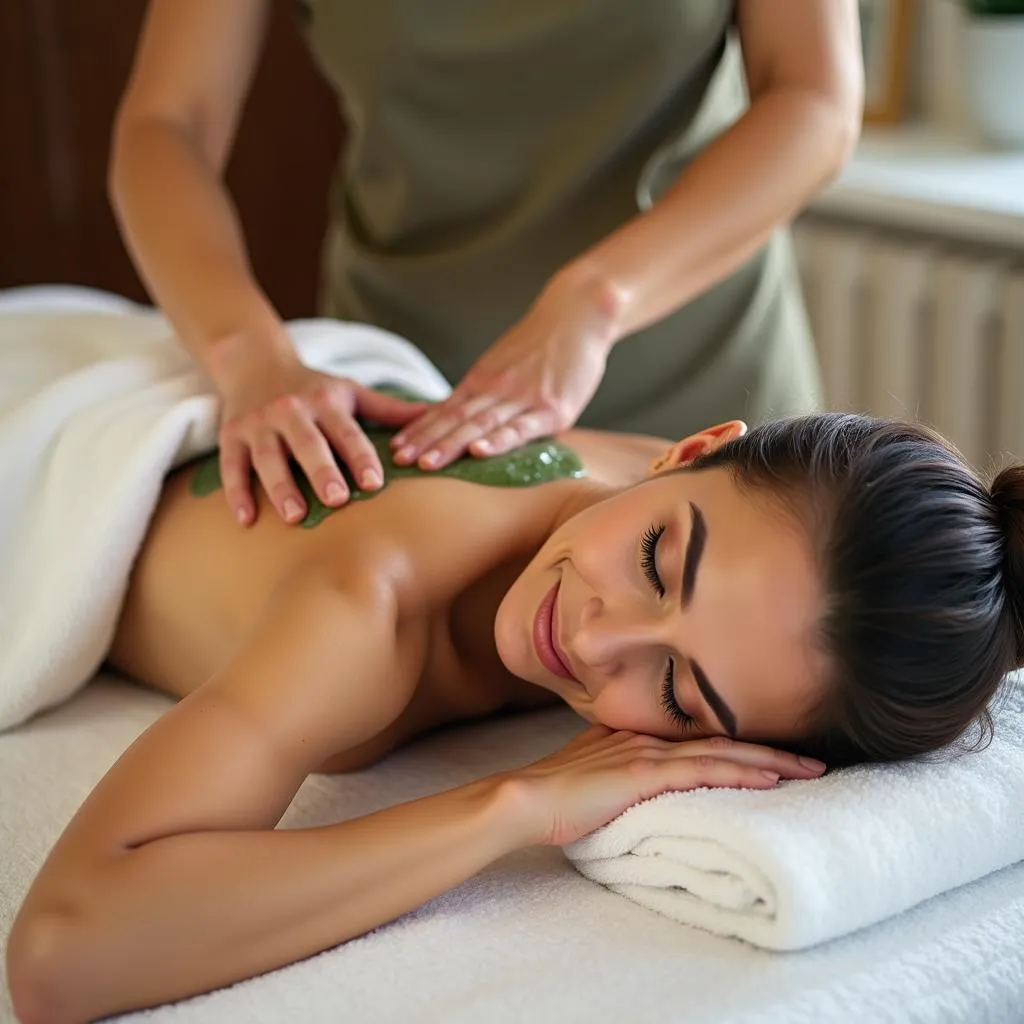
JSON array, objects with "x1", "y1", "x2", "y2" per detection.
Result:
[
  {"x1": 0, "y1": 286, "x2": 452, "y2": 733},
  {"x1": 565, "y1": 682, "x2": 1024, "y2": 951}
]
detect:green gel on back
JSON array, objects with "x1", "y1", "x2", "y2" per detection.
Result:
[{"x1": 188, "y1": 406, "x2": 585, "y2": 529}]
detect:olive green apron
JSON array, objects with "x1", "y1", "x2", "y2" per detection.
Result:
[{"x1": 300, "y1": 0, "x2": 821, "y2": 438}]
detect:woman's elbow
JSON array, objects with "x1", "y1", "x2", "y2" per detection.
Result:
[
  {"x1": 7, "y1": 911, "x2": 89, "y2": 1024},
  {"x1": 4, "y1": 897, "x2": 111, "y2": 1024}
]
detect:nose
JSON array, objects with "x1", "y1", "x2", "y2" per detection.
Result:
[{"x1": 571, "y1": 594, "x2": 671, "y2": 673}]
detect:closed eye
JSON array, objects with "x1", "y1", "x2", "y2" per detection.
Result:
[
  {"x1": 661, "y1": 658, "x2": 696, "y2": 733},
  {"x1": 640, "y1": 523, "x2": 666, "y2": 597},
  {"x1": 640, "y1": 527, "x2": 696, "y2": 733}
]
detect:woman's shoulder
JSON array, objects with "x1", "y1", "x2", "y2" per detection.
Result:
[{"x1": 559, "y1": 428, "x2": 670, "y2": 489}]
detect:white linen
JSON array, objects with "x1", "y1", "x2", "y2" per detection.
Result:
[{"x1": 2, "y1": 675, "x2": 1023, "y2": 1024}]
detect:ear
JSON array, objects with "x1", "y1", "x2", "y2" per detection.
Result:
[{"x1": 649, "y1": 420, "x2": 747, "y2": 475}]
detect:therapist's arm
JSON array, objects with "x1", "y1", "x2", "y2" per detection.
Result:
[
  {"x1": 110, "y1": 0, "x2": 423, "y2": 526},
  {"x1": 109, "y1": 0, "x2": 286, "y2": 367},
  {"x1": 558, "y1": 0, "x2": 863, "y2": 341}
]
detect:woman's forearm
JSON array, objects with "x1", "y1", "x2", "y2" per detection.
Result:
[
  {"x1": 12, "y1": 776, "x2": 532, "y2": 1024},
  {"x1": 562, "y1": 87, "x2": 860, "y2": 343},
  {"x1": 109, "y1": 117, "x2": 297, "y2": 386}
]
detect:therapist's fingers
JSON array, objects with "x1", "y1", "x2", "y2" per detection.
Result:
[
  {"x1": 317, "y1": 405, "x2": 385, "y2": 493},
  {"x1": 219, "y1": 434, "x2": 255, "y2": 526},
  {"x1": 278, "y1": 410, "x2": 352, "y2": 507},
  {"x1": 353, "y1": 386, "x2": 429, "y2": 429},
  {"x1": 392, "y1": 394, "x2": 499, "y2": 466},
  {"x1": 415, "y1": 400, "x2": 525, "y2": 469},
  {"x1": 250, "y1": 428, "x2": 308, "y2": 524},
  {"x1": 469, "y1": 410, "x2": 561, "y2": 457}
]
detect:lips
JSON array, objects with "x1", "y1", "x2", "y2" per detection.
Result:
[{"x1": 533, "y1": 581, "x2": 578, "y2": 682}]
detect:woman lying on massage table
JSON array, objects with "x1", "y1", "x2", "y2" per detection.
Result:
[{"x1": 7, "y1": 411, "x2": 1023, "y2": 1024}]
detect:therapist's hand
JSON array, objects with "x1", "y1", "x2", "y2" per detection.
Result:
[
  {"x1": 216, "y1": 346, "x2": 427, "y2": 527},
  {"x1": 390, "y1": 275, "x2": 617, "y2": 470}
]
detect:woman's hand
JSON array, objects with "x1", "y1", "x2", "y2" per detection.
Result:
[
  {"x1": 212, "y1": 335, "x2": 427, "y2": 526},
  {"x1": 390, "y1": 272, "x2": 619, "y2": 470},
  {"x1": 504, "y1": 726, "x2": 826, "y2": 847}
]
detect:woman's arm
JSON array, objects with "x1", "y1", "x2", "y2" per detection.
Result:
[
  {"x1": 556, "y1": 0, "x2": 864, "y2": 341},
  {"x1": 7, "y1": 569, "x2": 503, "y2": 1023}
]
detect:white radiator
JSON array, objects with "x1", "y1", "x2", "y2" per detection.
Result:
[{"x1": 793, "y1": 219, "x2": 1024, "y2": 472}]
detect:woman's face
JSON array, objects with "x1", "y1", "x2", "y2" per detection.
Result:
[{"x1": 494, "y1": 424, "x2": 828, "y2": 743}]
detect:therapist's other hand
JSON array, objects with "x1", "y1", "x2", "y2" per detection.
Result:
[
  {"x1": 390, "y1": 275, "x2": 617, "y2": 470},
  {"x1": 216, "y1": 346, "x2": 427, "y2": 526}
]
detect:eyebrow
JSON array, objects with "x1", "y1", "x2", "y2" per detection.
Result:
[
  {"x1": 681, "y1": 502, "x2": 738, "y2": 737},
  {"x1": 691, "y1": 659, "x2": 737, "y2": 738},
  {"x1": 680, "y1": 501, "x2": 706, "y2": 608}
]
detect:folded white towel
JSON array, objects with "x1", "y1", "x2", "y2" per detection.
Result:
[
  {"x1": 0, "y1": 286, "x2": 451, "y2": 733},
  {"x1": 564, "y1": 680, "x2": 1024, "y2": 951}
]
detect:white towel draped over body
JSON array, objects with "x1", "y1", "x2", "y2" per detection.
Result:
[
  {"x1": 565, "y1": 682, "x2": 1024, "y2": 951},
  {"x1": 0, "y1": 287, "x2": 451, "y2": 733}
]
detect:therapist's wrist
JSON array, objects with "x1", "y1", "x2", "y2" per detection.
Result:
[
  {"x1": 544, "y1": 260, "x2": 630, "y2": 354},
  {"x1": 205, "y1": 319, "x2": 302, "y2": 397}
]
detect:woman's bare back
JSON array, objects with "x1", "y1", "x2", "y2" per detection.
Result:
[{"x1": 107, "y1": 427, "x2": 668, "y2": 768}]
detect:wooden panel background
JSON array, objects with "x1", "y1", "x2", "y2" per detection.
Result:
[{"x1": 0, "y1": 0, "x2": 343, "y2": 319}]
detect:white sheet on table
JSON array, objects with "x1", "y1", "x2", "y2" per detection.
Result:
[{"x1": 2, "y1": 675, "x2": 1022, "y2": 1024}]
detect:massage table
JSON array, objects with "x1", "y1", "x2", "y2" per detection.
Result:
[{"x1": 3, "y1": 673, "x2": 1023, "y2": 1024}]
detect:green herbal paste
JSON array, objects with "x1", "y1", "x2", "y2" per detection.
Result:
[{"x1": 189, "y1": 416, "x2": 585, "y2": 530}]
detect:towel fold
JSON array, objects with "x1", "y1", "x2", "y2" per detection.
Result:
[
  {"x1": 564, "y1": 682, "x2": 1024, "y2": 951},
  {"x1": 0, "y1": 286, "x2": 451, "y2": 732}
]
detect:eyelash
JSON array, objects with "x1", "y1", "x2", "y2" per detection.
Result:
[
  {"x1": 640, "y1": 522, "x2": 696, "y2": 732},
  {"x1": 639, "y1": 523, "x2": 666, "y2": 597},
  {"x1": 661, "y1": 664, "x2": 695, "y2": 732}
]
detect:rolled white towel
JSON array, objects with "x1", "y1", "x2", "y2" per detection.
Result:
[{"x1": 564, "y1": 680, "x2": 1024, "y2": 951}]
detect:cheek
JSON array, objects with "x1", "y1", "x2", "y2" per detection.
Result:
[
  {"x1": 494, "y1": 581, "x2": 534, "y2": 677},
  {"x1": 567, "y1": 508, "x2": 638, "y2": 585},
  {"x1": 589, "y1": 680, "x2": 662, "y2": 733}
]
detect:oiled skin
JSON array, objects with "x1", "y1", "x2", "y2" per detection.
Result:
[{"x1": 107, "y1": 427, "x2": 666, "y2": 768}]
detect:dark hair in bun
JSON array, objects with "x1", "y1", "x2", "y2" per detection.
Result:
[
  {"x1": 991, "y1": 465, "x2": 1024, "y2": 664},
  {"x1": 689, "y1": 413, "x2": 1019, "y2": 767}
]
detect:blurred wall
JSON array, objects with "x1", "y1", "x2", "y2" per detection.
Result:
[{"x1": 0, "y1": 0, "x2": 344, "y2": 319}]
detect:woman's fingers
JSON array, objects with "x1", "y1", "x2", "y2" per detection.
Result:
[
  {"x1": 681, "y1": 736, "x2": 826, "y2": 779},
  {"x1": 511, "y1": 728, "x2": 829, "y2": 845},
  {"x1": 521, "y1": 739, "x2": 792, "y2": 846},
  {"x1": 638, "y1": 756, "x2": 783, "y2": 802},
  {"x1": 544, "y1": 731, "x2": 826, "y2": 782}
]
